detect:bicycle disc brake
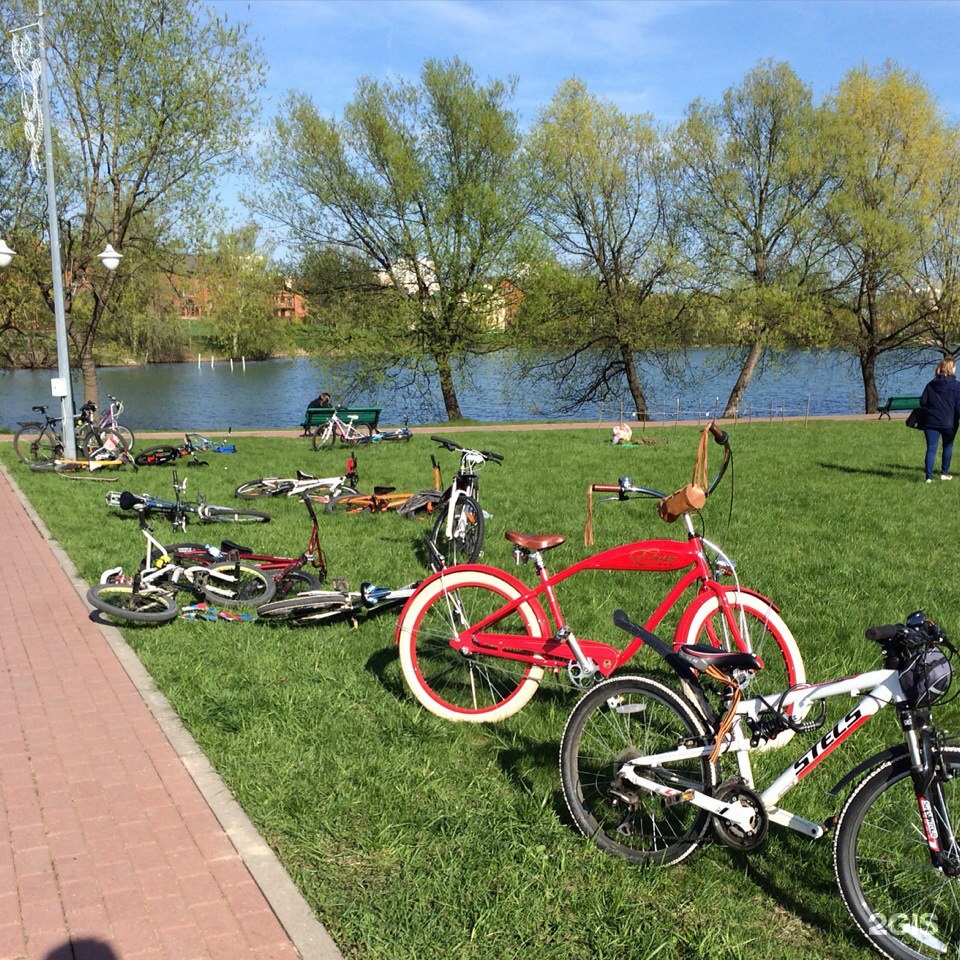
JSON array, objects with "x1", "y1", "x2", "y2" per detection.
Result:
[{"x1": 711, "y1": 780, "x2": 768, "y2": 852}]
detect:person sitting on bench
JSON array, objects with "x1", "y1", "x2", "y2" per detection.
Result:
[{"x1": 308, "y1": 390, "x2": 331, "y2": 410}]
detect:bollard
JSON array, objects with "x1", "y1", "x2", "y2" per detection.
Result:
[
  {"x1": 242, "y1": 356, "x2": 246, "y2": 371},
  {"x1": 210, "y1": 355, "x2": 214, "y2": 369},
  {"x1": 197, "y1": 353, "x2": 201, "y2": 370},
  {"x1": 230, "y1": 357, "x2": 234, "y2": 371}
]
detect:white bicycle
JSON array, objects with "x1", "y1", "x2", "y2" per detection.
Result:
[{"x1": 561, "y1": 608, "x2": 958, "y2": 960}]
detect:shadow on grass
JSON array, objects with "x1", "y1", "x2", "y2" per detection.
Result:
[
  {"x1": 365, "y1": 645, "x2": 407, "y2": 704},
  {"x1": 723, "y1": 835, "x2": 866, "y2": 952},
  {"x1": 817, "y1": 462, "x2": 921, "y2": 480},
  {"x1": 493, "y1": 735, "x2": 568, "y2": 823}
]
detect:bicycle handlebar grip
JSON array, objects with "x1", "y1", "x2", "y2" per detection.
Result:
[
  {"x1": 709, "y1": 421, "x2": 728, "y2": 444},
  {"x1": 430, "y1": 435, "x2": 459, "y2": 450},
  {"x1": 591, "y1": 484, "x2": 621, "y2": 493},
  {"x1": 481, "y1": 450, "x2": 504, "y2": 462},
  {"x1": 865, "y1": 624, "x2": 903, "y2": 642},
  {"x1": 32, "y1": 405, "x2": 44, "y2": 413}
]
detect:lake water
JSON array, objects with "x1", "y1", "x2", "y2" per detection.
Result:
[{"x1": 0, "y1": 348, "x2": 935, "y2": 430}]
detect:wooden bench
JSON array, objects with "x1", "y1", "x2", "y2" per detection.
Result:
[
  {"x1": 300, "y1": 406, "x2": 382, "y2": 434},
  {"x1": 878, "y1": 395, "x2": 921, "y2": 420}
]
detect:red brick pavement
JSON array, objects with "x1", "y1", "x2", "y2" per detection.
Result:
[{"x1": 0, "y1": 468, "x2": 305, "y2": 960}]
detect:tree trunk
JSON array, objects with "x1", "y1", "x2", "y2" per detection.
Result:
[
  {"x1": 80, "y1": 340, "x2": 99, "y2": 410},
  {"x1": 620, "y1": 343, "x2": 649, "y2": 421},
  {"x1": 859, "y1": 348, "x2": 879, "y2": 414},
  {"x1": 436, "y1": 353, "x2": 463, "y2": 421},
  {"x1": 723, "y1": 341, "x2": 764, "y2": 418}
]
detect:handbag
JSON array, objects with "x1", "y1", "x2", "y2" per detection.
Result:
[{"x1": 905, "y1": 408, "x2": 925, "y2": 430}]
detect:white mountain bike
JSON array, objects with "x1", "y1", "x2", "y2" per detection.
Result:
[{"x1": 560, "y1": 608, "x2": 958, "y2": 960}]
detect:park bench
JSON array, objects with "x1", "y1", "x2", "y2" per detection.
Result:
[
  {"x1": 300, "y1": 406, "x2": 382, "y2": 435},
  {"x1": 877, "y1": 395, "x2": 922, "y2": 420}
]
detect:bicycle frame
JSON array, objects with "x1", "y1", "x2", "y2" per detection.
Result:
[
  {"x1": 615, "y1": 668, "x2": 934, "y2": 843},
  {"x1": 442, "y1": 451, "x2": 483, "y2": 538},
  {"x1": 421, "y1": 517, "x2": 763, "y2": 683}
]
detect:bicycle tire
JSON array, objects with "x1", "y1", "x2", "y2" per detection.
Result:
[
  {"x1": 429, "y1": 495, "x2": 484, "y2": 570},
  {"x1": 312, "y1": 425, "x2": 337, "y2": 451},
  {"x1": 560, "y1": 674, "x2": 719, "y2": 866},
  {"x1": 14, "y1": 423, "x2": 60, "y2": 464},
  {"x1": 835, "y1": 747, "x2": 960, "y2": 960},
  {"x1": 257, "y1": 590, "x2": 353, "y2": 621},
  {"x1": 134, "y1": 445, "x2": 179, "y2": 467},
  {"x1": 86, "y1": 583, "x2": 179, "y2": 623},
  {"x1": 114, "y1": 425, "x2": 135, "y2": 451},
  {"x1": 396, "y1": 568, "x2": 547, "y2": 722},
  {"x1": 203, "y1": 561, "x2": 276, "y2": 606},
  {"x1": 200, "y1": 506, "x2": 271, "y2": 524},
  {"x1": 273, "y1": 569, "x2": 324, "y2": 599},
  {"x1": 235, "y1": 480, "x2": 278, "y2": 500}
]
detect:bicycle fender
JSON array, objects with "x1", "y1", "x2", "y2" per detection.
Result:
[
  {"x1": 393, "y1": 564, "x2": 547, "y2": 645},
  {"x1": 674, "y1": 585, "x2": 781, "y2": 646},
  {"x1": 827, "y1": 744, "x2": 909, "y2": 797}
]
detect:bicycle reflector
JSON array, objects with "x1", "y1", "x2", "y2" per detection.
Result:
[{"x1": 900, "y1": 644, "x2": 953, "y2": 708}]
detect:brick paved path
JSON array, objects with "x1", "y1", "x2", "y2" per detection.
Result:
[{"x1": 0, "y1": 467, "x2": 311, "y2": 960}]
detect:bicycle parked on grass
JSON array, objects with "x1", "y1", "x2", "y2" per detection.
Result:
[
  {"x1": 87, "y1": 501, "x2": 275, "y2": 623},
  {"x1": 154, "y1": 494, "x2": 328, "y2": 598},
  {"x1": 560, "y1": 608, "x2": 957, "y2": 960},
  {"x1": 235, "y1": 457, "x2": 359, "y2": 503},
  {"x1": 106, "y1": 472, "x2": 270, "y2": 525},
  {"x1": 311, "y1": 409, "x2": 412, "y2": 451},
  {"x1": 425, "y1": 436, "x2": 502, "y2": 570},
  {"x1": 14, "y1": 398, "x2": 135, "y2": 464},
  {"x1": 395, "y1": 423, "x2": 805, "y2": 724}
]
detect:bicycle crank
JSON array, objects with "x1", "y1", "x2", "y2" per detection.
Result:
[{"x1": 711, "y1": 780, "x2": 768, "y2": 852}]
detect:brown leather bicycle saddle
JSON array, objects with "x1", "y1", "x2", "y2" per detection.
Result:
[{"x1": 505, "y1": 531, "x2": 566, "y2": 552}]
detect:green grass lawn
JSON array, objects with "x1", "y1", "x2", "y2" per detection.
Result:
[{"x1": 3, "y1": 420, "x2": 958, "y2": 960}]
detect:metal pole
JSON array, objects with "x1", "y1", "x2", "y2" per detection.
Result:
[{"x1": 37, "y1": 0, "x2": 75, "y2": 457}]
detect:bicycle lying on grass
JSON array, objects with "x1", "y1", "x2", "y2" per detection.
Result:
[
  {"x1": 154, "y1": 494, "x2": 327, "y2": 598},
  {"x1": 134, "y1": 432, "x2": 235, "y2": 467},
  {"x1": 257, "y1": 580, "x2": 421, "y2": 627},
  {"x1": 235, "y1": 457, "x2": 359, "y2": 502},
  {"x1": 560, "y1": 609, "x2": 957, "y2": 960},
  {"x1": 30, "y1": 449, "x2": 137, "y2": 474},
  {"x1": 106, "y1": 472, "x2": 270, "y2": 525},
  {"x1": 426, "y1": 436, "x2": 502, "y2": 570},
  {"x1": 325, "y1": 456, "x2": 442, "y2": 516},
  {"x1": 87, "y1": 501, "x2": 275, "y2": 623},
  {"x1": 395, "y1": 423, "x2": 804, "y2": 723}
]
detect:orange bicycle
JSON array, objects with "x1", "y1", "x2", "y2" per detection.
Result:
[{"x1": 324, "y1": 456, "x2": 442, "y2": 516}]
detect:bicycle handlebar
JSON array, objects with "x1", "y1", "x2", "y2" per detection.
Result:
[{"x1": 430, "y1": 435, "x2": 503, "y2": 463}]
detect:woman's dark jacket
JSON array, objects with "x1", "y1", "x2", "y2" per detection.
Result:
[{"x1": 920, "y1": 374, "x2": 960, "y2": 432}]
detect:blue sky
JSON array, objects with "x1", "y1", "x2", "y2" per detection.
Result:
[{"x1": 211, "y1": 0, "x2": 960, "y2": 223}]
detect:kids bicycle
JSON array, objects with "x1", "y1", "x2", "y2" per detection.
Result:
[
  {"x1": 395, "y1": 424, "x2": 805, "y2": 724},
  {"x1": 559, "y1": 608, "x2": 957, "y2": 960},
  {"x1": 87, "y1": 501, "x2": 275, "y2": 624},
  {"x1": 155, "y1": 493, "x2": 328, "y2": 597}
]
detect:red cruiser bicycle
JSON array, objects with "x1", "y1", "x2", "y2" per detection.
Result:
[{"x1": 395, "y1": 424, "x2": 805, "y2": 724}]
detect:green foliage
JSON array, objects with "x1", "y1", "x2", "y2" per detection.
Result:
[
  {"x1": 253, "y1": 57, "x2": 532, "y2": 419},
  {"x1": 525, "y1": 79, "x2": 686, "y2": 417},
  {"x1": 824, "y1": 63, "x2": 952, "y2": 409}
]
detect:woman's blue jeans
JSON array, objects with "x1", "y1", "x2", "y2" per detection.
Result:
[{"x1": 924, "y1": 427, "x2": 956, "y2": 479}]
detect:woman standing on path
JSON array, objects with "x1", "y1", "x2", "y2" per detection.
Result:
[{"x1": 920, "y1": 357, "x2": 960, "y2": 482}]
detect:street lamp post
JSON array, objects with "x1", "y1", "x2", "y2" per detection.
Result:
[{"x1": 6, "y1": 1, "x2": 120, "y2": 458}]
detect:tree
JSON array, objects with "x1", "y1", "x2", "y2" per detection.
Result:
[
  {"x1": 2, "y1": 0, "x2": 264, "y2": 403},
  {"x1": 674, "y1": 60, "x2": 834, "y2": 417},
  {"x1": 914, "y1": 128, "x2": 960, "y2": 357},
  {"x1": 204, "y1": 226, "x2": 282, "y2": 360},
  {"x1": 526, "y1": 79, "x2": 685, "y2": 420},
  {"x1": 824, "y1": 63, "x2": 951, "y2": 413},
  {"x1": 252, "y1": 57, "x2": 531, "y2": 421}
]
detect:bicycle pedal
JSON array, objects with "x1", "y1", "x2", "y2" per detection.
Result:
[
  {"x1": 821, "y1": 815, "x2": 839, "y2": 834},
  {"x1": 482, "y1": 510, "x2": 492, "y2": 520},
  {"x1": 663, "y1": 790, "x2": 694, "y2": 807}
]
